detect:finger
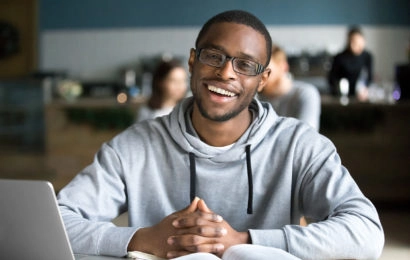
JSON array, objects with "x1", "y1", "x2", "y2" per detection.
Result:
[
  {"x1": 197, "y1": 200, "x2": 223, "y2": 223},
  {"x1": 166, "y1": 250, "x2": 191, "y2": 259},
  {"x1": 168, "y1": 234, "x2": 223, "y2": 248},
  {"x1": 167, "y1": 243, "x2": 224, "y2": 256},
  {"x1": 185, "y1": 243, "x2": 224, "y2": 254},
  {"x1": 174, "y1": 197, "x2": 200, "y2": 218},
  {"x1": 172, "y1": 212, "x2": 223, "y2": 228},
  {"x1": 185, "y1": 197, "x2": 200, "y2": 213},
  {"x1": 175, "y1": 225, "x2": 227, "y2": 237},
  {"x1": 198, "y1": 199, "x2": 212, "y2": 213}
]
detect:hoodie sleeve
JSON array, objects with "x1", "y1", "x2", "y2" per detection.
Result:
[
  {"x1": 57, "y1": 142, "x2": 138, "y2": 257},
  {"x1": 293, "y1": 85, "x2": 321, "y2": 131},
  {"x1": 250, "y1": 131, "x2": 384, "y2": 260}
]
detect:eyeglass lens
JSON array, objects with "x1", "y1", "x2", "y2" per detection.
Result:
[{"x1": 198, "y1": 49, "x2": 263, "y2": 76}]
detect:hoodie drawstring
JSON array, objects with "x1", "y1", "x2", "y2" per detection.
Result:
[
  {"x1": 245, "y1": 144, "x2": 253, "y2": 214},
  {"x1": 189, "y1": 152, "x2": 196, "y2": 202},
  {"x1": 188, "y1": 145, "x2": 254, "y2": 214}
]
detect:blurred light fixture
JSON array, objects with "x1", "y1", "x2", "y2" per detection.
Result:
[{"x1": 117, "y1": 92, "x2": 128, "y2": 104}]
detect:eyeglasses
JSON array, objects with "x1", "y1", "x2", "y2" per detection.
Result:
[{"x1": 195, "y1": 48, "x2": 265, "y2": 76}]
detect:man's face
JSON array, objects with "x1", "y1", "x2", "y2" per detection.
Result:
[
  {"x1": 349, "y1": 33, "x2": 365, "y2": 55},
  {"x1": 188, "y1": 22, "x2": 269, "y2": 122}
]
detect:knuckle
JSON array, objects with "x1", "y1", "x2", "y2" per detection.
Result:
[
  {"x1": 178, "y1": 218, "x2": 187, "y2": 225},
  {"x1": 196, "y1": 226, "x2": 205, "y2": 235},
  {"x1": 198, "y1": 211, "x2": 206, "y2": 217},
  {"x1": 212, "y1": 213, "x2": 222, "y2": 222},
  {"x1": 187, "y1": 245, "x2": 201, "y2": 252},
  {"x1": 199, "y1": 211, "x2": 212, "y2": 219},
  {"x1": 215, "y1": 227, "x2": 227, "y2": 236},
  {"x1": 195, "y1": 217, "x2": 204, "y2": 226},
  {"x1": 189, "y1": 235, "x2": 201, "y2": 245},
  {"x1": 213, "y1": 244, "x2": 224, "y2": 253},
  {"x1": 193, "y1": 245, "x2": 201, "y2": 252}
]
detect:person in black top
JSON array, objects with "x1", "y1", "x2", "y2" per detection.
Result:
[{"x1": 328, "y1": 27, "x2": 373, "y2": 101}]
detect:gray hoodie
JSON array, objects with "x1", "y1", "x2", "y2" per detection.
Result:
[{"x1": 58, "y1": 97, "x2": 384, "y2": 259}]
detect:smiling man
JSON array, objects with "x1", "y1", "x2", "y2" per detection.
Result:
[{"x1": 58, "y1": 10, "x2": 384, "y2": 260}]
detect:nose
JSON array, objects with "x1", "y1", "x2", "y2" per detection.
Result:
[{"x1": 216, "y1": 58, "x2": 237, "y2": 80}]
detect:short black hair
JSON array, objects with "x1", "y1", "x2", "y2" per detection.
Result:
[
  {"x1": 348, "y1": 26, "x2": 364, "y2": 38},
  {"x1": 195, "y1": 10, "x2": 272, "y2": 68}
]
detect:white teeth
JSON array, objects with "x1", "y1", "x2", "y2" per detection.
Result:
[{"x1": 208, "y1": 85, "x2": 236, "y2": 97}]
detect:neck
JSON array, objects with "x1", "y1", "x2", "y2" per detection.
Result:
[
  {"x1": 161, "y1": 99, "x2": 178, "y2": 108},
  {"x1": 191, "y1": 105, "x2": 253, "y2": 147}
]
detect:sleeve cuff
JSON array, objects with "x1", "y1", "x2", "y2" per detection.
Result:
[
  {"x1": 249, "y1": 229, "x2": 288, "y2": 252},
  {"x1": 98, "y1": 226, "x2": 139, "y2": 256}
]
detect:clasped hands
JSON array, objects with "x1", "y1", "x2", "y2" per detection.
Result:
[{"x1": 128, "y1": 197, "x2": 249, "y2": 259}]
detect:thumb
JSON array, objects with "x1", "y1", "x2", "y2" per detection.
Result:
[
  {"x1": 198, "y1": 199, "x2": 213, "y2": 213},
  {"x1": 198, "y1": 199, "x2": 223, "y2": 223},
  {"x1": 184, "y1": 196, "x2": 200, "y2": 213}
]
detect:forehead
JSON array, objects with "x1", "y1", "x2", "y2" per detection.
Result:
[
  {"x1": 167, "y1": 67, "x2": 186, "y2": 77},
  {"x1": 350, "y1": 33, "x2": 364, "y2": 40},
  {"x1": 197, "y1": 22, "x2": 267, "y2": 63}
]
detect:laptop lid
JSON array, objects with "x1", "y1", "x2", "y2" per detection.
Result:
[{"x1": 0, "y1": 179, "x2": 75, "y2": 260}]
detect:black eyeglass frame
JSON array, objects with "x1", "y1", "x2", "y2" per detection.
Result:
[{"x1": 195, "y1": 48, "x2": 266, "y2": 76}]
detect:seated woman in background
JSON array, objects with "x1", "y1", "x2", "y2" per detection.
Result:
[
  {"x1": 258, "y1": 44, "x2": 321, "y2": 131},
  {"x1": 137, "y1": 58, "x2": 188, "y2": 122},
  {"x1": 328, "y1": 26, "x2": 373, "y2": 101}
]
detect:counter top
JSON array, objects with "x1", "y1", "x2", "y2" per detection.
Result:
[
  {"x1": 47, "y1": 96, "x2": 147, "y2": 108},
  {"x1": 48, "y1": 95, "x2": 407, "y2": 108}
]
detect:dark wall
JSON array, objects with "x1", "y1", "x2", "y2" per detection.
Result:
[{"x1": 39, "y1": 0, "x2": 410, "y2": 30}]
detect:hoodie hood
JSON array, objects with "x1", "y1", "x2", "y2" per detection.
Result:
[{"x1": 162, "y1": 97, "x2": 279, "y2": 163}]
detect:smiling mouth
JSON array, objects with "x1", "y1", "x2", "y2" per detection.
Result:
[{"x1": 208, "y1": 85, "x2": 236, "y2": 97}]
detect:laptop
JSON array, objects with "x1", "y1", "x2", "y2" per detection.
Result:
[{"x1": 0, "y1": 179, "x2": 124, "y2": 260}]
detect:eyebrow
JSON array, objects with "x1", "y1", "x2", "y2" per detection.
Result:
[{"x1": 200, "y1": 44, "x2": 262, "y2": 64}]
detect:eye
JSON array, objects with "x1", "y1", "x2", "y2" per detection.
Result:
[
  {"x1": 205, "y1": 51, "x2": 223, "y2": 62},
  {"x1": 235, "y1": 59, "x2": 256, "y2": 71}
]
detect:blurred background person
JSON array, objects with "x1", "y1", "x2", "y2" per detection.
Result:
[
  {"x1": 328, "y1": 26, "x2": 373, "y2": 101},
  {"x1": 259, "y1": 44, "x2": 321, "y2": 131},
  {"x1": 137, "y1": 58, "x2": 188, "y2": 122}
]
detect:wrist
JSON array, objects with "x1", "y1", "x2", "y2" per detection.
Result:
[
  {"x1": 127, "y1": 227, "x2": 150, "y2": 253},
  {"x1": 239, "y1": 231, "x2": 251, "y2": 244}
]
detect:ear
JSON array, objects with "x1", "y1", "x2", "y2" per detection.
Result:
[
  {"x1": 188, "y1": 48, "x2": 196, "y2": 74},
  {"x1": 257, "y1": 67, "x2": 271, "y2": 92}
]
